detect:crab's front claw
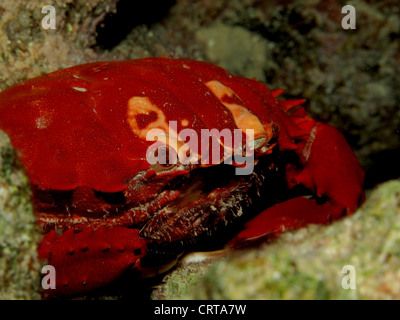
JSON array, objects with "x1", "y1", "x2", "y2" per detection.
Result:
[
  {"x1": 38, "y1": 227, "x2": 147, "y2": 298},
  {"x1": 228, "y1": 121, "x2": 365, "y2": 247},
  {"x1": 227, "y1": 196, "x2": 346, "y2": 246},
  {"x1": 289, "y1": 121, "x2": 365, "y2": 213}
]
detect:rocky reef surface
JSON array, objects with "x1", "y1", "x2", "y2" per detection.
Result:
[{"x1": 0, "y1": 0, "x2": 398, "y2": 299}]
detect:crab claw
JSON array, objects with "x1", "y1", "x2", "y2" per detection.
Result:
[
  {"x1": 290, "y1": 121, "x2": 365, "y2": 212},
  {"x1": 227, "y1": 196, "x2": 346, "y2": 246},
  {"x1": 38, "y1": 227, "x2": 147, "y2": 298},
  {"x1": 228, "y1": 121, "x2": 364, "y2": 246}
]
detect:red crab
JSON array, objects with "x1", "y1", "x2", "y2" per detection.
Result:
[{"x1": 0, "y1": 58, "x2": 364, "y2": 298}]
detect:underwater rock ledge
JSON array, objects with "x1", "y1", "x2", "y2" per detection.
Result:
[{"x1": 155, "y1": 180, "x2": 400, "y2": 300}]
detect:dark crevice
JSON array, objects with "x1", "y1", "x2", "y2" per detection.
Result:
[
  {"x1": 364, "y1": 148, "x2": 400, "y2": 189},
  {"x1": 94, "y1": 190, "x2": 127, "y2": 205},
  {"x1": 95, "y1": 0, "x2": 176, "y2": 50}
]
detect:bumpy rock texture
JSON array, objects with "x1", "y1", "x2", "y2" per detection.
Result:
[
  {"x1": 0, "y1": 131, "x2": 40, "y2": 299},
  {"x1": 0, "y1": 0, "x2": 399, "y2": 299},
  {"x1": 157, "y1": 180, "x2": 400, "y2": 300}
]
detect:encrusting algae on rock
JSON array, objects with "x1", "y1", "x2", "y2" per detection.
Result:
[
  {"x1": 156, "y1": 180, "x2": 400, "y2": 300},
  {"x1": 0, "y1": 131, "x2": 41, "y2": 299}
]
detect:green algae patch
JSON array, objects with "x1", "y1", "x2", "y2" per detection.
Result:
[{"x1": 0, "y1": 131, "x2": 41, "y2": 299}]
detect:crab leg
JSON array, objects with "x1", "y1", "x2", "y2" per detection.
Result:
[{"x1": 38, "y1": 227, "x2": 147, "y2": 298}]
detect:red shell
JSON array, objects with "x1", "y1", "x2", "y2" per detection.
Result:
[
  {"x1": 0, "y1": 58, "x2": 306, "y2": 192},
  {"x1": 0, "y1": 58, "x2": 365, "y2": 297}
]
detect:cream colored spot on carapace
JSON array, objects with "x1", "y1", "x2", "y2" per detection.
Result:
[
  {"x1": 34, "y1": 105, "x2": 53, "y2": 129},
  {"x1": 72, "y1": 87, "x2": 87, "y2": 92},
  {"x1": 127, "y1": 97, "x2": 200, "y2": 165},
  {"x1": 127, "y1": 96, "x2": 172, "y2": 140},
  {"x1": 35, "y1": 115, "x2": 49, "y2": 129},
  {"x1": 181, "y1": 119, "x2": 189, "y2": 127},
  {"x1": 205, "y1": 80, "x2": 268, "y2": 141},
  {"x1": 127, "y1": 97, "x2": 169, "y2": 140}
]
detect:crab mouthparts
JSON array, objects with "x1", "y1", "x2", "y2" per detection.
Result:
[{"x1": 35, "y1": 157, "x2": 280, "y2": 244}]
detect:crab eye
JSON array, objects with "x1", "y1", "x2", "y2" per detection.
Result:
[
  {"x1": 146, "y1": 142, "x2": 178, "y2": 167},
  {"x1": 154, "y1": 146, "x2": 177, "y2": 167}
]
